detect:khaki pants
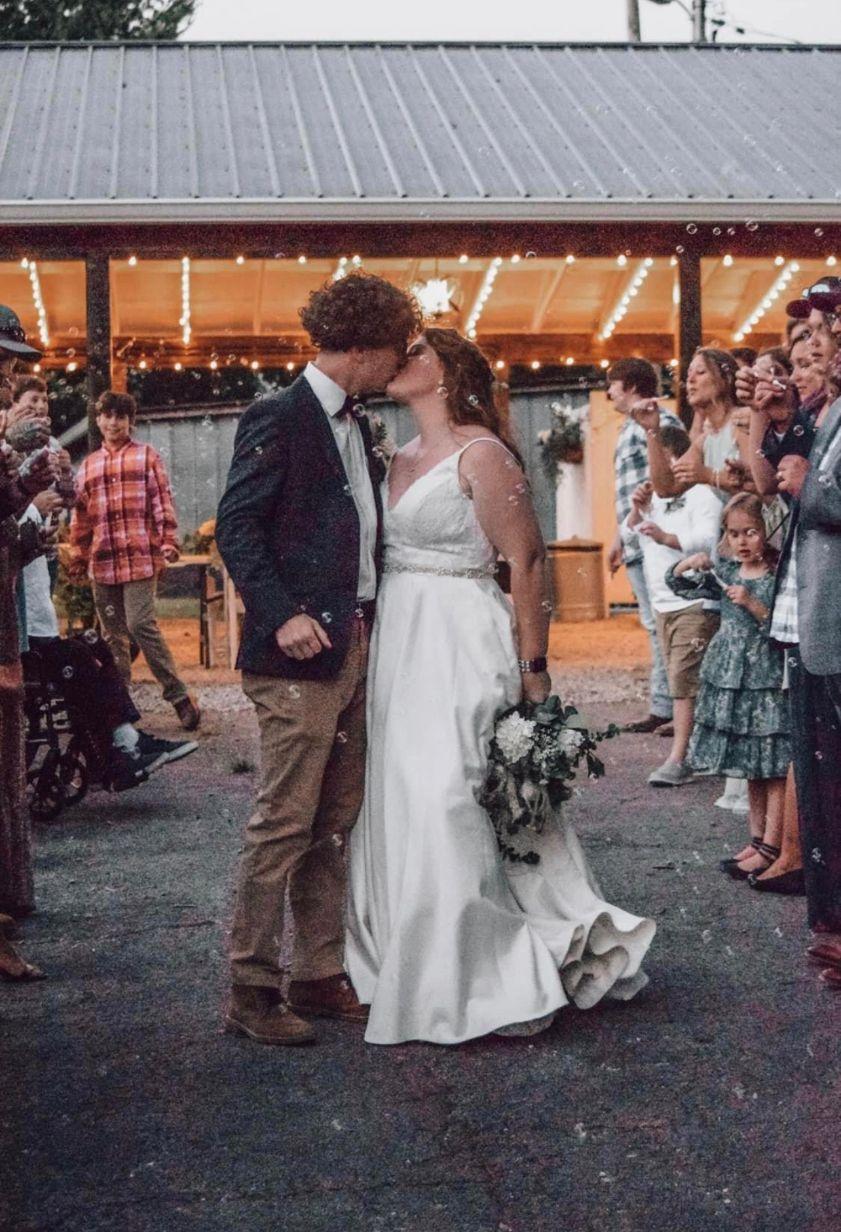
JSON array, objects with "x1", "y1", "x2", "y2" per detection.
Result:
[
  {"x1": 230, "y1": 618, "x2": 369, "y2": 988},
  {"x1": 93, "y1": 576, "x2": 187, "y2": 705}
]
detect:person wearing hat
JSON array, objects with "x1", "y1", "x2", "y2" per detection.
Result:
[
  {"x1": 0, "y1": 304, "x2": 57, "y2": 939},
  {"x1": 748, "y1": 279, "x2": 841, "y2": 987}
]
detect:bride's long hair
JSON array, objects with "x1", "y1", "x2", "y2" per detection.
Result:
[{"x1": 423, "y1": 327, "x2": 524, "y2": 467}]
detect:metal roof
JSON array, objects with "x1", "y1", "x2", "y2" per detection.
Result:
[{"x1": 0, "y1": 41, "x2": 838, "y2": 224}]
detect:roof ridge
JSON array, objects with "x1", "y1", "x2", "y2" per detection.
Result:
[{"x1": 0, "y1": 39, "x2": 836, "y2": 51}]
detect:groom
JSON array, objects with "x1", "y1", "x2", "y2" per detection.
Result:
[{"x1": 216, "y1": 272, "x2": 421, "y2": 1045}]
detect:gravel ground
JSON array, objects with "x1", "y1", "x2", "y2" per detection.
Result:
[{"x1": 2, "y1": 698, "x2": 839, "y2": 1232}]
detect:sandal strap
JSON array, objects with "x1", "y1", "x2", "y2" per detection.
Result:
[
  {"x1": 758, "y1": 842, "x2": 781, "y2": 860},
  {"x1": 750, "y1": 837, "x2": 764, "y2": 850}
]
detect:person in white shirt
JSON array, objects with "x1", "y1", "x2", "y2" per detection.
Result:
[{"x1": 620, "y1": 425, "x2": 722, "y2": 787}]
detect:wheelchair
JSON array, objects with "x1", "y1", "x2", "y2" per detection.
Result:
[{"x1": 22, "y1": 648, "x2": 105, "y2": 823}]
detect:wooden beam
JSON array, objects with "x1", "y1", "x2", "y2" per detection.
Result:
[
  {"x1": 677, "y1": 251, "x2": 702, "y2": 423},
  {"x1": 85, "y1": 254, "x2": 111, "y2": 449},
  {"x1": 530, "y1": 264, "x2": 568, "y2": 332}
]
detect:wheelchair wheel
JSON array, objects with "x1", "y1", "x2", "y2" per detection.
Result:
[
  {"x1": 59, "y1": 745, "x2": 89, "y2": 809},
  {"x1": 26, "y1": 750, "x2": 66, "y2": 823}
]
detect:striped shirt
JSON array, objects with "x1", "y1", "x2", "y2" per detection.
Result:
[
  {"x1": 70, "y1": 440, "x2": 179, "y2": 585},
  {"x1": 769, "y1": 535, "x2": 799, "y2": 646}
]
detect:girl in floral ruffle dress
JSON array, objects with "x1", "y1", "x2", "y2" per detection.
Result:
[{"x1": 668, "y1": 493, "x2": 791, "y2": 881}]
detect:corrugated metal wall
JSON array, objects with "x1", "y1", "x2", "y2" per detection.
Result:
[{"x1": 134, "y1": 388, "x2": 586, "y2": 543}]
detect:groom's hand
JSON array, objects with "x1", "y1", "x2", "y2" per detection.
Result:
[{"x1": 275, "y1": 613, "x2": 333, "y2": 659}]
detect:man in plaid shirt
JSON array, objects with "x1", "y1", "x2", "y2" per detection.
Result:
[
  {"x1": 607, "y1": 359, "x2": 683, "y2": 734},
  {"x1": 69, "y1": 391, "x2": 200, "y2": 731}
]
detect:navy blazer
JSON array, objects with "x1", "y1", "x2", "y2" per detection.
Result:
[{"x1": 215, "y1": 376, "x2": 384, "y2": 679}]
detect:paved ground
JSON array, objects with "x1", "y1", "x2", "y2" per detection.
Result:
[{"x1": 2, "y1": 686, "x2": 839, "y2": 1232}]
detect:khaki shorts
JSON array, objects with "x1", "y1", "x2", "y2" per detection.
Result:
[{"x1": 655, "y1": 604, "x2": 720, "y2": 700}]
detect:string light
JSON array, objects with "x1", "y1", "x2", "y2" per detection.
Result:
[
  {"x1": 174, "y1": 362, "x2": 183, "y2": 371},
  {"x1": 210, "y1": 359, "x2": 218, "y2": 370},
  {"x1": 511, "y1": 254, "x2": 521, "y2": 264},
  {"x1": 236, "y1": 255, "x2": 245, "y2": 265},
  {"x1": 565, "y1": 254, "x2": 575, "y2": 264},
  {"x1": 827, "y1": 256, "x2": 837, "y2": 267},
  {"x1": 66, "y1": 361, "x2": 77, "y2": 372},
  {"x1": 565, "y1": 357, "x2": 575, "y2": 366},
  {"x1": 250, "y1": 360, "x2": 260, "y2": 370},
  {"x1": 298, "y1": 255, "x2": 307, "y2": 264},
  {"x1": 458, "y1": 254, "x2": 469, "y2": 264},
  {"x1": 138, "y1": 359, "x2": 147, "y2": 370},
  {"x1": 599, "y1": 359, "x2": 609, "y2": 369},
  {"x1": 286, "y1": 361, "x2": 295, "y2": 371},
  {"x1": 33, "y1": 362, "x2": 41, "y2": 373},
  {"x1": 128, "y1": 255, "x2": 137, "y2": 267},
  {"x1": 495, "y1": 360, "x2": 506, "y2": 370},
  {"x1": 774, "y1": 255, "x2": 785, "y2": 266},
  {"x1": 733, "y1": 260, "x2": 800, "y2": 341},
  {"x1": 601, "y1": 259, "x2": 653, "y2": 341},
  {"x1": 530, "y1": 360, "x2": 541, "y2": 370},
  {"x1": 180, "y1": 257, "x2": 191, "y2": 346},
  {"x1": 723, "y1": 254, "x2": 734, "y2": 267},
  {"x1": 466, "y1": 257, "x2": 502, "y2": 338},
  {"x1": 333, "y1": 256, "x2": 348, "y2": 282},
  {"x1": 26, "y1": 260, "x2": 49, "y2": 348}
]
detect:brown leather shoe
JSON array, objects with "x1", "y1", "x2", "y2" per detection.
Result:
[
  {"x1": 287, "y1": 973, "x2": 369, "y2": 1023},
  {"x1": 224, "y1": 984, "x2": 316, "y2": 1045},
  {"x1": 806, "y1": 940, "x2": 841, "y2": 969},
  {"x1": 623, "y1": 714, "x2": 672, "y2": 734},
  {"x1": 656, "y1": 721, "x2": 675, "y2": 737},
  {"x1": 819, "y1": 966, "x2": 841, "y2": 989},
  {"x1": 174, "y1": 695, "x2": 201, "y2": 731}
]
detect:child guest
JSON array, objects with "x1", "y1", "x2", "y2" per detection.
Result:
[
  {"x1": 68, "y1": 391, "x2": 200, "y2": 730},
  {"x1": 671, "y1": 493, "x2": 791, "y2": 878},
  {"x1": 620, "y1": 425, "x2": 722, "y2": 787}
]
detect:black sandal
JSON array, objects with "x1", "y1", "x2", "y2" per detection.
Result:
[
  {"x1": 719, "y1": 836, "x2": 763, "y2": 873},
  {"x1": 726, "y1": 842, "x2": 781, "y2": 882}
]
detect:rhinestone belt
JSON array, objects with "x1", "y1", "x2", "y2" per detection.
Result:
[{"x1": 383, "y1": 561, "x2": 497, "y2": 579}]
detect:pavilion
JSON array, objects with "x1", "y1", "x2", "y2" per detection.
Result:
[{"x1": 0, "y1": 40, "x2": 838, "y2": 596}]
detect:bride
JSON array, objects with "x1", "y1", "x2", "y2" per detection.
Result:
[{"x1": 345, "y1": 329, "x2": 655, "y2": 1045}]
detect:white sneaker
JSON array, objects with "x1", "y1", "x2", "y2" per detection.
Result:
[
  {"x1": 714, "y1": 777, "x2": 750, "y2": 812},
  {"x1": 648, "y1": 760, "x2": 694, "y2": 787}
]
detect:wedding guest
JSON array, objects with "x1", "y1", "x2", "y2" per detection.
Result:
[
  {"x1": 647, "y1": 348, "x2": 744, "y2": 502},
  {"x1": 20, "y1": 499, "x2": 196, "y2": 789},
  {"x1": 68, "y1": 391, "x2": 200, "y2": 731},
  {"x1": 670, "y1": 494, "x2": 790, "y2": 878},
  {"x1": 606, "y1": 358, "x2": 683, "y2": 734},
  {"x1": 0, "y1": 305, "x2": 58, "y2": 927},
  {"x1": 767, "y1": 282, "x2": 841, "y2": 988},
  {"x1": 730, "y1": 346, "x2": 758, "y2": 369},
  {"x1": 619, "y1": 423, "x2": 721, "y2": 787}
]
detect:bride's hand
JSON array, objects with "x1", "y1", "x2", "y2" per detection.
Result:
[{"x1": 521, "y1": 670, "x2": 551, "y2": 704}]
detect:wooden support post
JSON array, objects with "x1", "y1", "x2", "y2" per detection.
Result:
[
  {"x1": 85, "y1": 254, "x2": 112, "y2": 450},
  {"x1": 677, "y1": 250, "x2": 702, "y2": 426}
]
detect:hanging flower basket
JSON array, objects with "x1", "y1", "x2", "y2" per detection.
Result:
[{"x1": 537, "y1": 400, "x2": 588, "y2": 480}]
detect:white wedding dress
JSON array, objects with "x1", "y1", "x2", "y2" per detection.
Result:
[{"x1": 346, "y1": 440, "x2": 655, "y2": 1045}]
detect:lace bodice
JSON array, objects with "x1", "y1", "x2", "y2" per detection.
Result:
[{"x1": 383, "y1": 445, "x2": 500, "y2": 575}]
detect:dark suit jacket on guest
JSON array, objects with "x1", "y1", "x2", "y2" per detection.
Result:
[
  {"x1": 215, "y1": 376, "x2": 384, "y2": 680},
  {"x1": 774, "y1": 395, "x2": 841, "y2": 677}
]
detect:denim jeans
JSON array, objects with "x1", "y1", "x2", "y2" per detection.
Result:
[{"x1": 626, "y1": 560, "x2": 672, "y2": 721}]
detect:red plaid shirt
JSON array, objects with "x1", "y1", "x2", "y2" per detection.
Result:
[{"x1": 70, "y1": 440, "x2": 179, "y2": 585}]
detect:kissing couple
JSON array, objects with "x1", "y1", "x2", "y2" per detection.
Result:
[{"x1": 216, "y1": 272, "x2": 654, "y2": 1047}]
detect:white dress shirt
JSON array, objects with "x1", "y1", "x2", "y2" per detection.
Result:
[
  {"x1": 620, "y1": 483, "x2": 722, "y2": 613},
  {"x1": 303, "y1": 362, "x2": 377, "y2": 602}
]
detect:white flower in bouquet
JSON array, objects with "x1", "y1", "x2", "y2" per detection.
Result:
[
  {"x1": 558, "y1": 728, "x2": 586, "y2": 757},
  {"x1": 495, "y1": 713, "x2": 536, "y2": 763}
]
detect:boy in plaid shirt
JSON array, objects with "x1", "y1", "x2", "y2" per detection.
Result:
[{"x1": 69, "y1": 391, "x2": 200, "y2": 731}]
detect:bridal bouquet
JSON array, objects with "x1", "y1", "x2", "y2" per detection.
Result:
[{"x1": 476, "y1": 695, "x2": 618, "y2": 865}]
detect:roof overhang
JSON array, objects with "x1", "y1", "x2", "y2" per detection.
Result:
[{"x1": 2, "y1": 199, "x2": 841, "y2": 227}]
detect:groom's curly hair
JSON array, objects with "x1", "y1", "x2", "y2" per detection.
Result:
[{"x1": 300, "y1": 272, "x2": 422, "y2": 352}]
